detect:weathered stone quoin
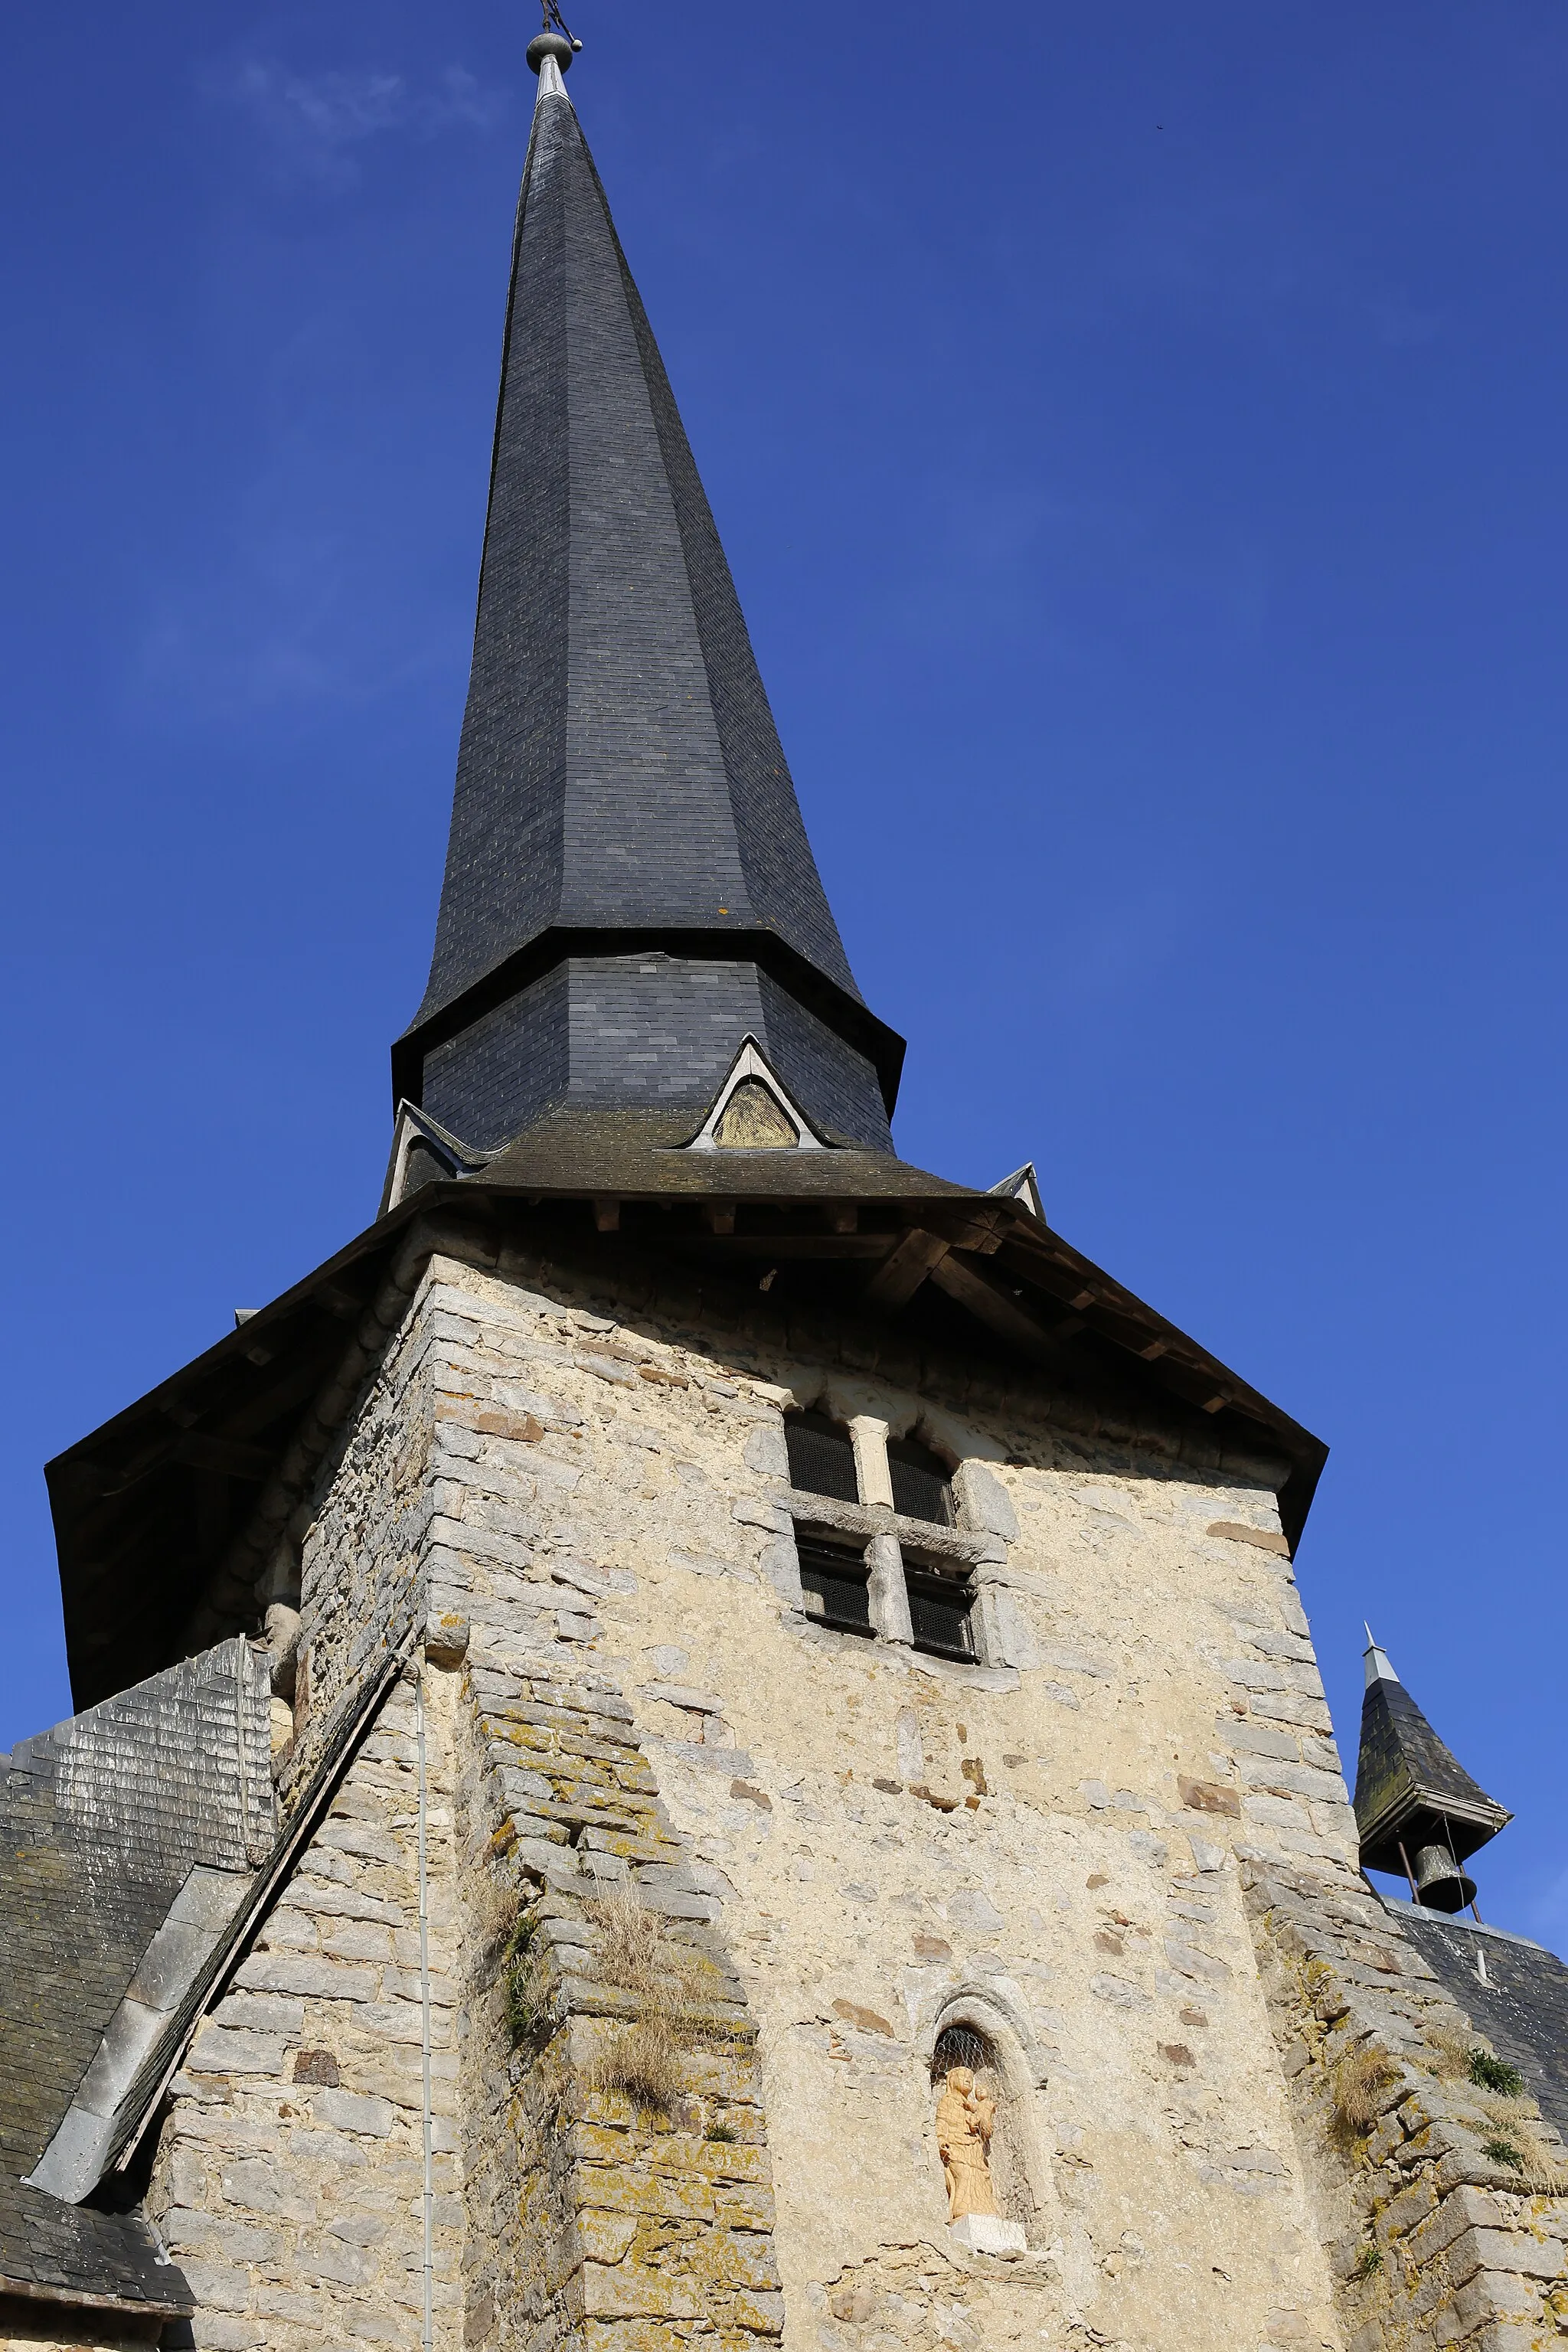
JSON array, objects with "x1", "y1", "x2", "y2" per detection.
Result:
[{"x1": 5, "y1": 20, "x2": 1564, "y2": 2352}]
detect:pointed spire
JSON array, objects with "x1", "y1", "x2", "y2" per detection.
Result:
[
  {"x1": 1354, "y1": 1638, "x2": 1511, "y2": 1908},
  {"x1": 394, "y1": 28, "x2": 903, "y2": 1157}
]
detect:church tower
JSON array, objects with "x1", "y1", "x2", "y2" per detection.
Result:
[{"x1": 6, "y1": 27, "x2": 1567, "y2": 2352}]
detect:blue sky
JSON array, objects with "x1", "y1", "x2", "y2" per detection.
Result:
[{"x1": 2, "y1": 2, "x2": 1563, "y2": 1942}]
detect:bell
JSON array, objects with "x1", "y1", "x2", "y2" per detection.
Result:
[{"x1": 1413, "y1": 1842, "x2": 1476, "y2": 1914}]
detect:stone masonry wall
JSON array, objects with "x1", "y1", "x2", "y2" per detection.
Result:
[
  {"x1": 421, "y1": 1250, "x2": 789, "y2": 2352},
  {"x1": 385, "y1": 1242, "x2": 1354, "y2": 2352},
  {"x1": 1246, "y1": 1859, "x2": 1568, "y2": 2351},
  {"x1": 146, "y1": 1233, "x2": 787, "y2": 2352},
  {"x1": 141, "y1": 1219, "x2": 1568, "y2": 2351},
  {"x1": 145, "y1": 1665, "x2": 466, "y2": 2352}
]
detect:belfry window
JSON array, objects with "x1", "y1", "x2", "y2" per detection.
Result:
[
  {"x1": 796, "y1": 1533, "x2": 874, "y2": 1636},
  {"x1": 905, "y1": 1558, "x2": 975, "y2": 1661},
  {"x1": 887, "y1": 1435, "x2": 954, "y2": 1526},
  {"x1": 784, "y1": 1410, "x2": 859, "y2": 1504}
]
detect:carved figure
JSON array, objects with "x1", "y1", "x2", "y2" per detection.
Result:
[{"x1": 936, "y1": 2064, "x2": 999, "y2": 2220}]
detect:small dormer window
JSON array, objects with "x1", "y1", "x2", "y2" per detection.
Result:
[
  {"x1": 785, "y1": 1410, "x2": 859, "y2": 1503},
  {"x1": 887, "y1": 1436, "x2": 954, "y2": 1526},
  {"x1": 685, "y1": 1037, "x2": 826, "y2": 1152},
  {"x1": 715, "y1": 1077, "x2": 799, "y2": 1149}
]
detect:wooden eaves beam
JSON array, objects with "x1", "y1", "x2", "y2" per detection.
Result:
[
  {"x1": 864, "y1": 1227, "x2": 952, "y2": 1308},
  {"x1": 929, "y1": 1251, "x2": 1080, "y2": 1364},
  {"x1": 682, "y1": 1232, "x2": 889, "y2": 1259}
]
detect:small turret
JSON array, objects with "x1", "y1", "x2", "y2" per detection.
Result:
[{"x1": 1354, "y1": 1628, "x2": 1511, "y2": 1913}]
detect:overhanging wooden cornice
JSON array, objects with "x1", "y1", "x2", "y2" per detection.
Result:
[{"x1": 49, "y1": 1178, "x2": 1325, "y2": 1712}]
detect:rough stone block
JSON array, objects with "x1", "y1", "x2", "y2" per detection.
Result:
[
  {"x1": 220, "y1": 2157, "x2": 317, "y2": 2220},
  {"x1": 211, "y1": 1991, "x2": 307, "y2": 2038},
  {"x1": 189, "y1": 2024, "x2": 289, "y2": 2076},
  {"x1": 234, "y1": 1952, "x2": 380, "y2": 2001},
  {"x1": 311, "y1": 2089, "x2": 397, "y2": 2138},
  {"x1": 189, "y1": 2319, "x2": 266, "y2": 2351},
  {"x1": 175, "y1": 2259, "x2": 254, "y2": 2312},
  {"x1": 953, "y1": 1462, "x2": 1019, "y2": 1541},
  {"x1": 1452, "y1": 2268, "x2": 1545, "y2": 2326},
  {"x1": 578, "y1": 2262, "x2": 707, "y2": 2323}
]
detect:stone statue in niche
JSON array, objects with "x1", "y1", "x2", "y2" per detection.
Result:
[{"x1": 936, "y1": 2065, "x2": 999, "y2": 2221}]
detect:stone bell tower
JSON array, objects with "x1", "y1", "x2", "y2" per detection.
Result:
[{"x1": 6, "y1": 23, "x2": 1568, "y2": 2352}]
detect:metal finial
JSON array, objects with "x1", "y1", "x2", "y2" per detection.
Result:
[
  {"x1": 528, "y1": 0, "x2": 583, "y2": 74},
  {"x1": 1362, "y1": 1625, "x2": 1399, "y2": 1688}
]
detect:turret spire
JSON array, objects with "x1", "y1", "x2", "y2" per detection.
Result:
[
  {"x1": 1353, "y1": 1633, "x2": 1511, "y2": 1914},
  {"x1": 393, "y1": 21, "x2": 903, "y2": 1164}
]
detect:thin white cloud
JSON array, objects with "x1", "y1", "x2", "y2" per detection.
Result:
[
  {"x1": 216, "y1": 59, "x2": 506, "y2": 181},
  {"x1": 1526, "y1": 1862, "x2": 1568, "y2": 1949}
]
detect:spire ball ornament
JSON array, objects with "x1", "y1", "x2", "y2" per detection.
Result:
[{"x1": 527, "y1": 30, "x2": 577, "y2": 74}]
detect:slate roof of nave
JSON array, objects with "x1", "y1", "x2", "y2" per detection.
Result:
[
  {"x1": 0, "y1": 1642, "x2": 272, "y2": 2317},
  {"x1": 1388, "y1": 1903, "x2": 1568, "y2": 2145}
]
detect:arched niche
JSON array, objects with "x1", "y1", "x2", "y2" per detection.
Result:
[{"x1": 924, "y1": 1985, "x2": 1057, "y2": 2249}]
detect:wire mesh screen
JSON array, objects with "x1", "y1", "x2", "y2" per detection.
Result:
[
  {"x1": 931, "y1": 2025, "x2": 990, "y2": 2082},
  {"x1": 785, "y1": 1412, "x2": 860, "y2": 1503},
  {"x1": 887, "y1": 1437, "x2": 954, "y2": 1526},
  {"x1": 906, "y1": 1569, "x2": 975, "y2": 1660},
  {"x1": 797, "y1": 1534, "x2": 874, "y2": 1635}
]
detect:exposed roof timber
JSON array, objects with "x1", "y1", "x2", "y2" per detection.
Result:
[
  {"x1": 929, "y1": 1250, "x2": 1071, "y2": 1367},
  {"x1": 63, "y1": 1497, "x2": 180, "y2": 1578},
  {"x1": 220, "y1": 1354, "x2": 346, "y2": 1440},
  {"x1": 680, "y1": 1232, "x2": 890, "y2": 1259},
  {"x1": 316, "y1": 1282, "x2": 369, "y2": 1322},
  {"x1": 864, "y1": 1227, "x2": 952, "y2": 1309},
  {"x1": 91, "y1": 1430, "x2": 275, "y2": 1496},
  {"x1": 64, "y1": 1576, "x2": 204, "y2": 1667},
  {"x1": 0, "y1": 2272, "x2": 194, "y2": 2322}
]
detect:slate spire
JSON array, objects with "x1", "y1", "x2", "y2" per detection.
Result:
[
  {"x1": 1353, "y1": 1632, "x2": 1511, "y2": 1911},
  {"x1": 394, "y1": 38, "x2": 903, "y2": 1158}
]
